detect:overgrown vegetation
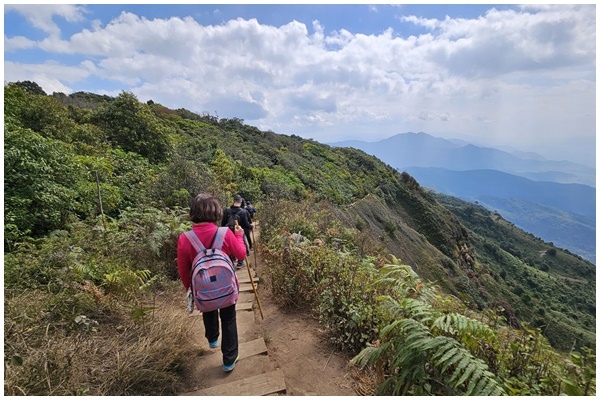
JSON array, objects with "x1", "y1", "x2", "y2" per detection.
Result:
[
  {"x1": 259, "y1": 199, "x2": 596, "y2": 396},
  {"x1": 4, "y1": 81, "x2": 595, "y2": 395}
]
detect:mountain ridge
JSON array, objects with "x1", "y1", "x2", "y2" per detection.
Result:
[{"x1": 329, "y1": 132, "x2": 596, "y2": 262}]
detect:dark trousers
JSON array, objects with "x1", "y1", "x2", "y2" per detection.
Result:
[
  {"x1": 244, "y1": 229, "x2": 252, "y2": 253},
  {"x1": 202, "y1": 303, "x2": 238, "y2": 365}
]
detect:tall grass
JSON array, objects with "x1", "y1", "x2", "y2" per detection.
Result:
[
  {"x1": 3, "y1": 208, "x2": 198, "y2": 395},
  {"x1": 4, "y1": 281, "x2": 196, "y2": 396}
]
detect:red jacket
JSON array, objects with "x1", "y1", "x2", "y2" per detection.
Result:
[{"x1": 177, "y1": 222, "x2": 246, "y2": 290}]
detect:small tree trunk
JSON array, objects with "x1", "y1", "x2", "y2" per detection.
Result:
[{"x1": 95, "y1": 171, "x2": 107, "y2": 230}]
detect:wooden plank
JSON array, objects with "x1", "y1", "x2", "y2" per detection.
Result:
[
  {"x1": 236, "y1": 269, "x2": 256, "y2": 279},
  {"x1": 239, "y1": 283, "x2": 258, "y2": 293},
  {"x1": 196, "y1": 338, "x2": 268, "y2": 364},
  {"x1": 238, "y1": 292, "x2": 255, "y2": 303},
  {"x1": 184, "y1": 369, "x2": 286, "y2": 396},
  {"x1": 236, "y1": 302, "x2": 253, "y2": 311},
  {"x1": 238, "y1": 275, "x2": 260, "y2": 284},
  {"x1": 239, "y1": 337, "x2": 269, "y2": 358}
]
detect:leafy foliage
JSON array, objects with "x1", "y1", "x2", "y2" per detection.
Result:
[
  {"x1": 91, "y1": 92, "x2": 174, "y2": 163},
  {"x1": 4, "y1": 118, "x2": 83, "y2": 244}
]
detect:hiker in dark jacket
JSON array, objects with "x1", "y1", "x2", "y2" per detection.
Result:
[
  {"x1": 221, "y1": 194, "x2": 252, "y2": 267},
  {"x1": 245, "y1": 200, "x2": 257, "y2": 222},
  {"x1": 242, "y1": 199, "x2": 257, "y2": 252}
]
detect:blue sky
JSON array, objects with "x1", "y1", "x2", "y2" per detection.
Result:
[{"x1": 3, "y1": 3, "x2": 597, "y2": 166}]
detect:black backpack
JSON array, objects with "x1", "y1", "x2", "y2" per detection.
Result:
[{"x1": 226, "y1": 208, "x2": 245, "y2": 232}]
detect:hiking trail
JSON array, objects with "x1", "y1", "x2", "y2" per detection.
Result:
[{"x1": 176, "y1": 223, "x2": 361, "y2": 396}]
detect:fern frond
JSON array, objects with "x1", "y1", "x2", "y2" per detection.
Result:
[
  {"x1": 428, "y1": 336, "x2": 504, "y2": 396},
  {"x1": 432, "y1": 312, "x2": 497, "y2": 342},
  {"x1": 433, "y1": 315, "x2": 454, "y2": 334},
  {"x1": 480, "y1": 374, "x2": 503, "y2": 396},
  {"x1": 380, "y1": 319, "x2": 407, "y2": 339},
  {"x1": 432, "y1": 338, "x2": 457, "y2": 358},
  {"x1": 465, "y1": 367, "x2": 484, "y2": 395},
  {"x1": 469, "y1": 372, "x2": 488, "y2": 395},
  {"x1": 350, "y1": 345, "x2": 379, "y2": 368},
  {"x1": 135, "y1": 269, "x2": 152, "y2": 280},
  {"x1": 454, "y1": 361, "x2": 478, "y2": 388},
  {"x1": 401, "y1": 298, "x2": 433, "y2": 320},
  {"x1": 439, "y1": 350, "x2": 464, "y2": 374},
  {"x1": 449, "y1": 354, "x2": 472, "y2": 383}
]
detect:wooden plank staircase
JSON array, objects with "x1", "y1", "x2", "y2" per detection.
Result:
[{"x1": 180, "y1": 264, "x2": 287, "y2": 396}]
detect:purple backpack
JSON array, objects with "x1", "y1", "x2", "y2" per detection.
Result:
[{"x1": 184, "y1": 227, "x2": 239, "y2": 313}]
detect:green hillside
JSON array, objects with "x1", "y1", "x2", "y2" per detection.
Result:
[{"x1": 4, "y1": 82, "x2": 595, "y2": 395}]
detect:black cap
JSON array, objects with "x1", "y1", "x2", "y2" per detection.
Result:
[{"x1": 233, "y1": 194, "x2": 242, "y2": 202}]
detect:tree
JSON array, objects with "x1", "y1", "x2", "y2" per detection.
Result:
[
  {"x1": 14, "y1": 80, "x2": 46, "y2": 95},
  {"x1": 4, "y1": 83, "x2": 76, "y2": 141},
  {"x1": 210, "y1": 148, "x2": 236, "y2": 190},
  {"x1": 92, "y1": 92, "x2": 173, "y2": 163},
  {"x1": 4, "y1": 118, "x2": 82, "y2": 245}
]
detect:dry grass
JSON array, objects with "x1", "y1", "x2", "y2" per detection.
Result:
[
  {"x1": 350, "y1": 366, "x2": 378, "y2": 396},
  {"x1": 4, "y1": 281, "x2": 198, "y2": 396}
]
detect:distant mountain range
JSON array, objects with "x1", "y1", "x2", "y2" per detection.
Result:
[
  {"x1": 331, "y1": 132, "x2": 595, "y2": 187},
  {"x1": 330, "y1": 132, "x2": 596, "y2": 263}
]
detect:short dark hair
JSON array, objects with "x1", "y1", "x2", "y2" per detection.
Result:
[{"x1": 189, "y1": 193, "x2": 223, "y2": 223}]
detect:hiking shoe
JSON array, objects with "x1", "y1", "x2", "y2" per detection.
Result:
[
  {"x1": 223, "y1": 356, "x2": 239, "y2": 372},
  {"x1": 236, "y1": 261, "x2": 246, "y2": 269},
  {"x1": 209, "y1": 340, "x2": 219, "y2": 349}
]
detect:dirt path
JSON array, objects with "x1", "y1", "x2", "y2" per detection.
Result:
[
  {"x1": 257, "y1": 296, "x2": 359, "y2": 395},
  {"x1": 175, "y1": 223, "x2": 363, "y2": 396}
]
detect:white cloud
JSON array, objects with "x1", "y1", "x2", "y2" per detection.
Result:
[
  {"x1": 5, "y1": 4, "x2": 87, "y2": 36},
  {"x1": 4, "y1": 35, "x2": 37, "y2": 51},
  {"x1": 3, "y1": 5, "x2": 595, "y2": 162},
  {"x1": 402, "y1": 5, "x2": 595, "y2": 78},
  {"x1": 4, "y1": 61, "x2": 92, "y2": 92}
]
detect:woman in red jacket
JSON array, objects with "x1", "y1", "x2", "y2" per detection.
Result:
[{"x1": 177, "y1": 193, "x2": 247, "y2": 372}]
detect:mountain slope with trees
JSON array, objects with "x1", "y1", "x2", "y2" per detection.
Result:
[
  {"x1": 330, "y1": 133, "x2": 596, "y2": 264},
  {"x1": 4, "y1": 81, "x2": 595, "y2": 396},
  {"x1": 404, "y1": 166, "x2": 596, "y2": 263}
]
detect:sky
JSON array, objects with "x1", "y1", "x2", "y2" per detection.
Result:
[{"x1": 2, "y1": 3, "x2": 597, "y2": 167}]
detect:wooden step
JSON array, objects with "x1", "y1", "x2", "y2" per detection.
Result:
[
  {"x1": 238, "y1": 275, "x2": 260, "y2": 284},
  {"x1": 236, "y1": 302, "x2": 253, "y2": 311},
  {"x1": 179, "y1": 338, "x2": 275, "y2": 396},
  {"x1": 199, "y1": 337, "x2": 268, "y2": 363},
  {"x1": 236, "y1": 268, "x2": 256, "y2": 278},
  {"x1": 182, "y1": 369, "x2": 286, "y2": 396},
  {"x1": 238, "y1": 292, "x2": 255, "y2": 303},
  {"x1": 239, "y1": 283, "x2": 258, "y2": 293}
]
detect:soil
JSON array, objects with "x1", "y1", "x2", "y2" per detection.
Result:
[{"x1": 253, "y1": 274, "x2": 360, "y2": 396}]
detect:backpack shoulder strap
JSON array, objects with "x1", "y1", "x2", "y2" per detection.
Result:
[
  {"x1": 184, "y1": 230, "x2": 206, "y2": 253},
  {"x1": 211, "y1": 227, "x2": 228, "y2": 250}
]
